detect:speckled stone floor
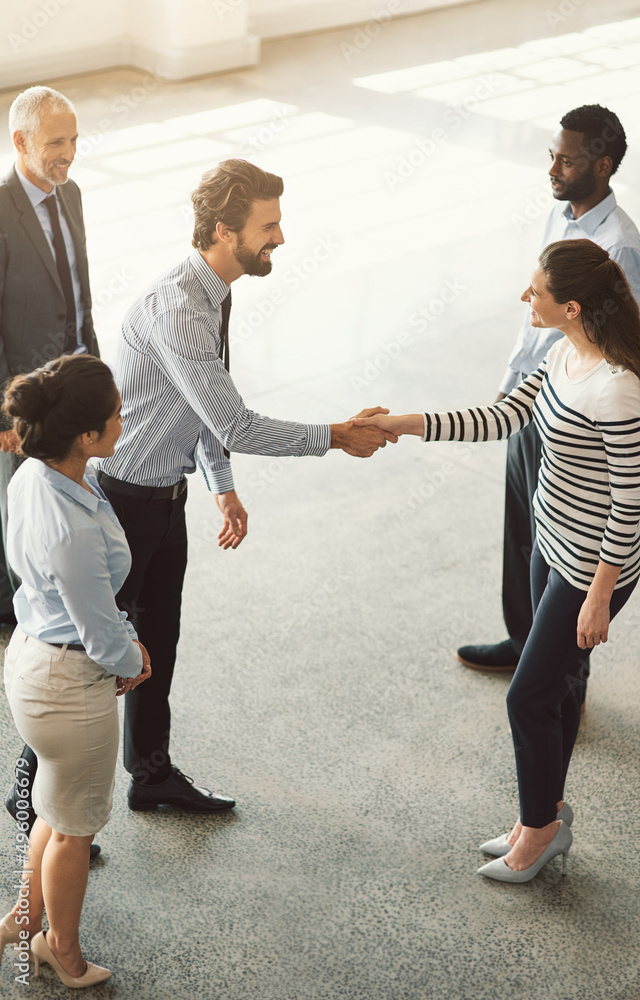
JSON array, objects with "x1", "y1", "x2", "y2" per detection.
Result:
[{"x1": 1, "y1": 1, "x2": 640, "y2": 997}]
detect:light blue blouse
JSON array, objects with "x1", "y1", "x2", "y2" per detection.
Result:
[{"x1": 7, "y1": 459, "x2": 142, "y2": 678}]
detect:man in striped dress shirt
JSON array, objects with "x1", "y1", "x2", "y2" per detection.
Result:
[
  {"x1": 98, "y1": 159, "x2": 394, "y2": 813},
  {"x1": 456, "y1": 104, "x2": 640, "y2": 683}
]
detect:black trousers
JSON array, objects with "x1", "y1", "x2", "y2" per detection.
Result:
[
  {"x1": 502, "y1": 421, "x2": 543, "y2": 655},
  {"x1": 506, "y1": 543, "x2": 636, "y2": 827},
  {"x1": 100, "y1": 482, "x2": 188, "y2": 783}
]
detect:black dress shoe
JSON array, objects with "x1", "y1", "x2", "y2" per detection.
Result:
[
  {"x1": 90, "y1": 844, "x2": 101, "y2": 860},
  {"x1": 127, "y1": 767, "x2": 236, "y2": 813},
  {"x1": 456, "y1": 638, "x2": 520, "y2": 672}
]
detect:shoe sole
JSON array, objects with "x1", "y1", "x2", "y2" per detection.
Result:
[
  {"x1": 456, "y1": 654, "x2": 517, "y2": 673},
  {"x1": 128, "y1": 800, "x2": 235, "y2": 813}
]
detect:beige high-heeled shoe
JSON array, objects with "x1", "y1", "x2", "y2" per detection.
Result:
[
  {"x1": 479, "y1": 802, "x2": 574, "y2": 856},
  {"x1": 31, "y1": 931, "x2": 112, "y2": 989},
  {"x1": 478, "y1": 820, "x2": 573, "y2": 883},
  {"x1": 0, "y1": 912, "x2": 33, "y2": 964}
]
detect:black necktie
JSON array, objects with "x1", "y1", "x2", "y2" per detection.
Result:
[
  {"x1": 219, "y1": 291, "x2": 231, "y2": 458},
  {"x1": 219, "y1": 291, "x2": 231, "y2": 372},
  {"x1": 43, "y1": 194, "x2": 77, "y2": 351}
]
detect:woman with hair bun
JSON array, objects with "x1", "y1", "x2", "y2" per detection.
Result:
[
  {"x1": 0, "y1": 354, "x2": 151, "y2": 987},
  {"x1": 354, "y1": 238, "x2": 640, "y2": 883}
]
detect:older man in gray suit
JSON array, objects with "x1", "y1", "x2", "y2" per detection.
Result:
[
  {"x1": 1, "y1": 87, "x2": 101, "y2": 857},
  {"x1": 0, "y1": 85, "x2": 98, "y2": 618}
]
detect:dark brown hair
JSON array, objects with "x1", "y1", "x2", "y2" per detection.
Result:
[
  {"x1": 2, "y1": 354, "x2": 119, "y2": 462},
  {"x1": 191, "y1": 159, "x2": 284, "y2": 251},
  {"x1": 538, "y1": 239, "x2": 640, "y2": 379}
]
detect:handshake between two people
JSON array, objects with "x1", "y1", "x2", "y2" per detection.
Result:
[{"x1": 332, "y1": 409, "x2": 420, "y2": 457}]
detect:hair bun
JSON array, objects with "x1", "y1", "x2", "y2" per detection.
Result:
[
  {"x1": 1, "y1": 354, "x2": 117, "y2": 462},
  {"x1": 39, "y1": 368, "x2": 63, "y2": 408},
  {"x1": 3, "y1": 368, "x2": 62, "y2": 425}
]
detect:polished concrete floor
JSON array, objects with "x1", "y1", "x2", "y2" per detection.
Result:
[{"x1": 1, "y1": 1, "x2": 640, "y2": 997}]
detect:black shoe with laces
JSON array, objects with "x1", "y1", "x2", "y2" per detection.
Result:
[{"x1": 127, "y1": 766, "x2": 236, "y2": 812}]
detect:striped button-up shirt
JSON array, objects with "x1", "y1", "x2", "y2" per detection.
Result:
[{"x1": 100, "y1": 252, "x2": 331, "y2": 492}]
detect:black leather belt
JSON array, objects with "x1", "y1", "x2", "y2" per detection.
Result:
[
  {"x1": 97, "y1": 472, "x2": 187, "y2": 501},
  {"x1": 50, "y1": 642, "x2": 85, "y2": 652}
]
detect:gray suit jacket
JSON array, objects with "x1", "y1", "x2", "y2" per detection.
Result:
[{"x1": 0, "y1": 166, "x2": 99, "y2": 427}]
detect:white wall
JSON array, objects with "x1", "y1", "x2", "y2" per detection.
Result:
[
  {"x1": 0, "y1": 0, "x2": 258, "y2": 89},
  {"x1": 127, "y1": 0, "x2": 258, "y2": 82},
  {"x1": 249, "y1": 0, "x2": 479, "y2": 39},
  {"x1": 1, "y1": 0, "x2": 128, "y2": 88},
  {"x1": 0, "y1": 0, "x2": 477, "y2": 90}
]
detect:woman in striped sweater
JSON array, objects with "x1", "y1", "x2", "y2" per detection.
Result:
[{"x1": 355, "y1": 239, "x2": 640, "y2": 883}]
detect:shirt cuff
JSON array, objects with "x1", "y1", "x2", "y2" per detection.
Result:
[
  {"x1": 201, "y1": 464, "x2": 235, "y2": 494},
  {"x1": 116, "y1": 641, "x2": 144, "y2": 679},
  {"x1": 121, "y1": 611, "x2": 138, "y2": 641},
  {"x1": 302, "y1": 424, "x2": 331, "y2": 457},
  {"x1": 498, "y1": 368, "x2": 518, "y2": 395}
]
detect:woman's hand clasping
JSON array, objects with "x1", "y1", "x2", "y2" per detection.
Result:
[{"x1": 116, "y1": 640, "x2": 152, "y2": 696}]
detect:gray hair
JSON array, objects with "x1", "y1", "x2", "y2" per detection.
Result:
[{"x1": 8, "y1": 86, "x2": 75, "y2": 137}]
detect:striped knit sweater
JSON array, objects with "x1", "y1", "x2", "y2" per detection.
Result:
[{"x1": 423, "y1": 337, "x2": 640, "y2": 591}]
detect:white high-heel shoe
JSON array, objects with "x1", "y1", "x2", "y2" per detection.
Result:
[
  {"x1": 31, "y1": 931, "x2": 112, "y2": 989},
  {"x1": 478, "y1": 820, "x2": 572, "y2": 883},
  {"x1": 479, "y1": 802, "x2": 573, "y2": 857},
  {"x1": 0, "y1": 912, "x2": 33, "y2": 964}
]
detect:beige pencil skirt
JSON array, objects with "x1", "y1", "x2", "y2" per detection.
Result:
[{"x1": 4, "y1": 628, "x2": 119, "y2": 836}]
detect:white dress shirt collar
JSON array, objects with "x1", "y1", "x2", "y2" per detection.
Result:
[
  {"x1": 561, "y1": 189, "x2": 616, "y2": 237},
  {"x1": 35, "y1": 460, "x2": 102, "y2": 514},
  {"x1": 14, "y1": 164, "x2": 57, "y2": 209},
  {"x1": 189, "y1": 250, "x2": 230, "y2": 310}
]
